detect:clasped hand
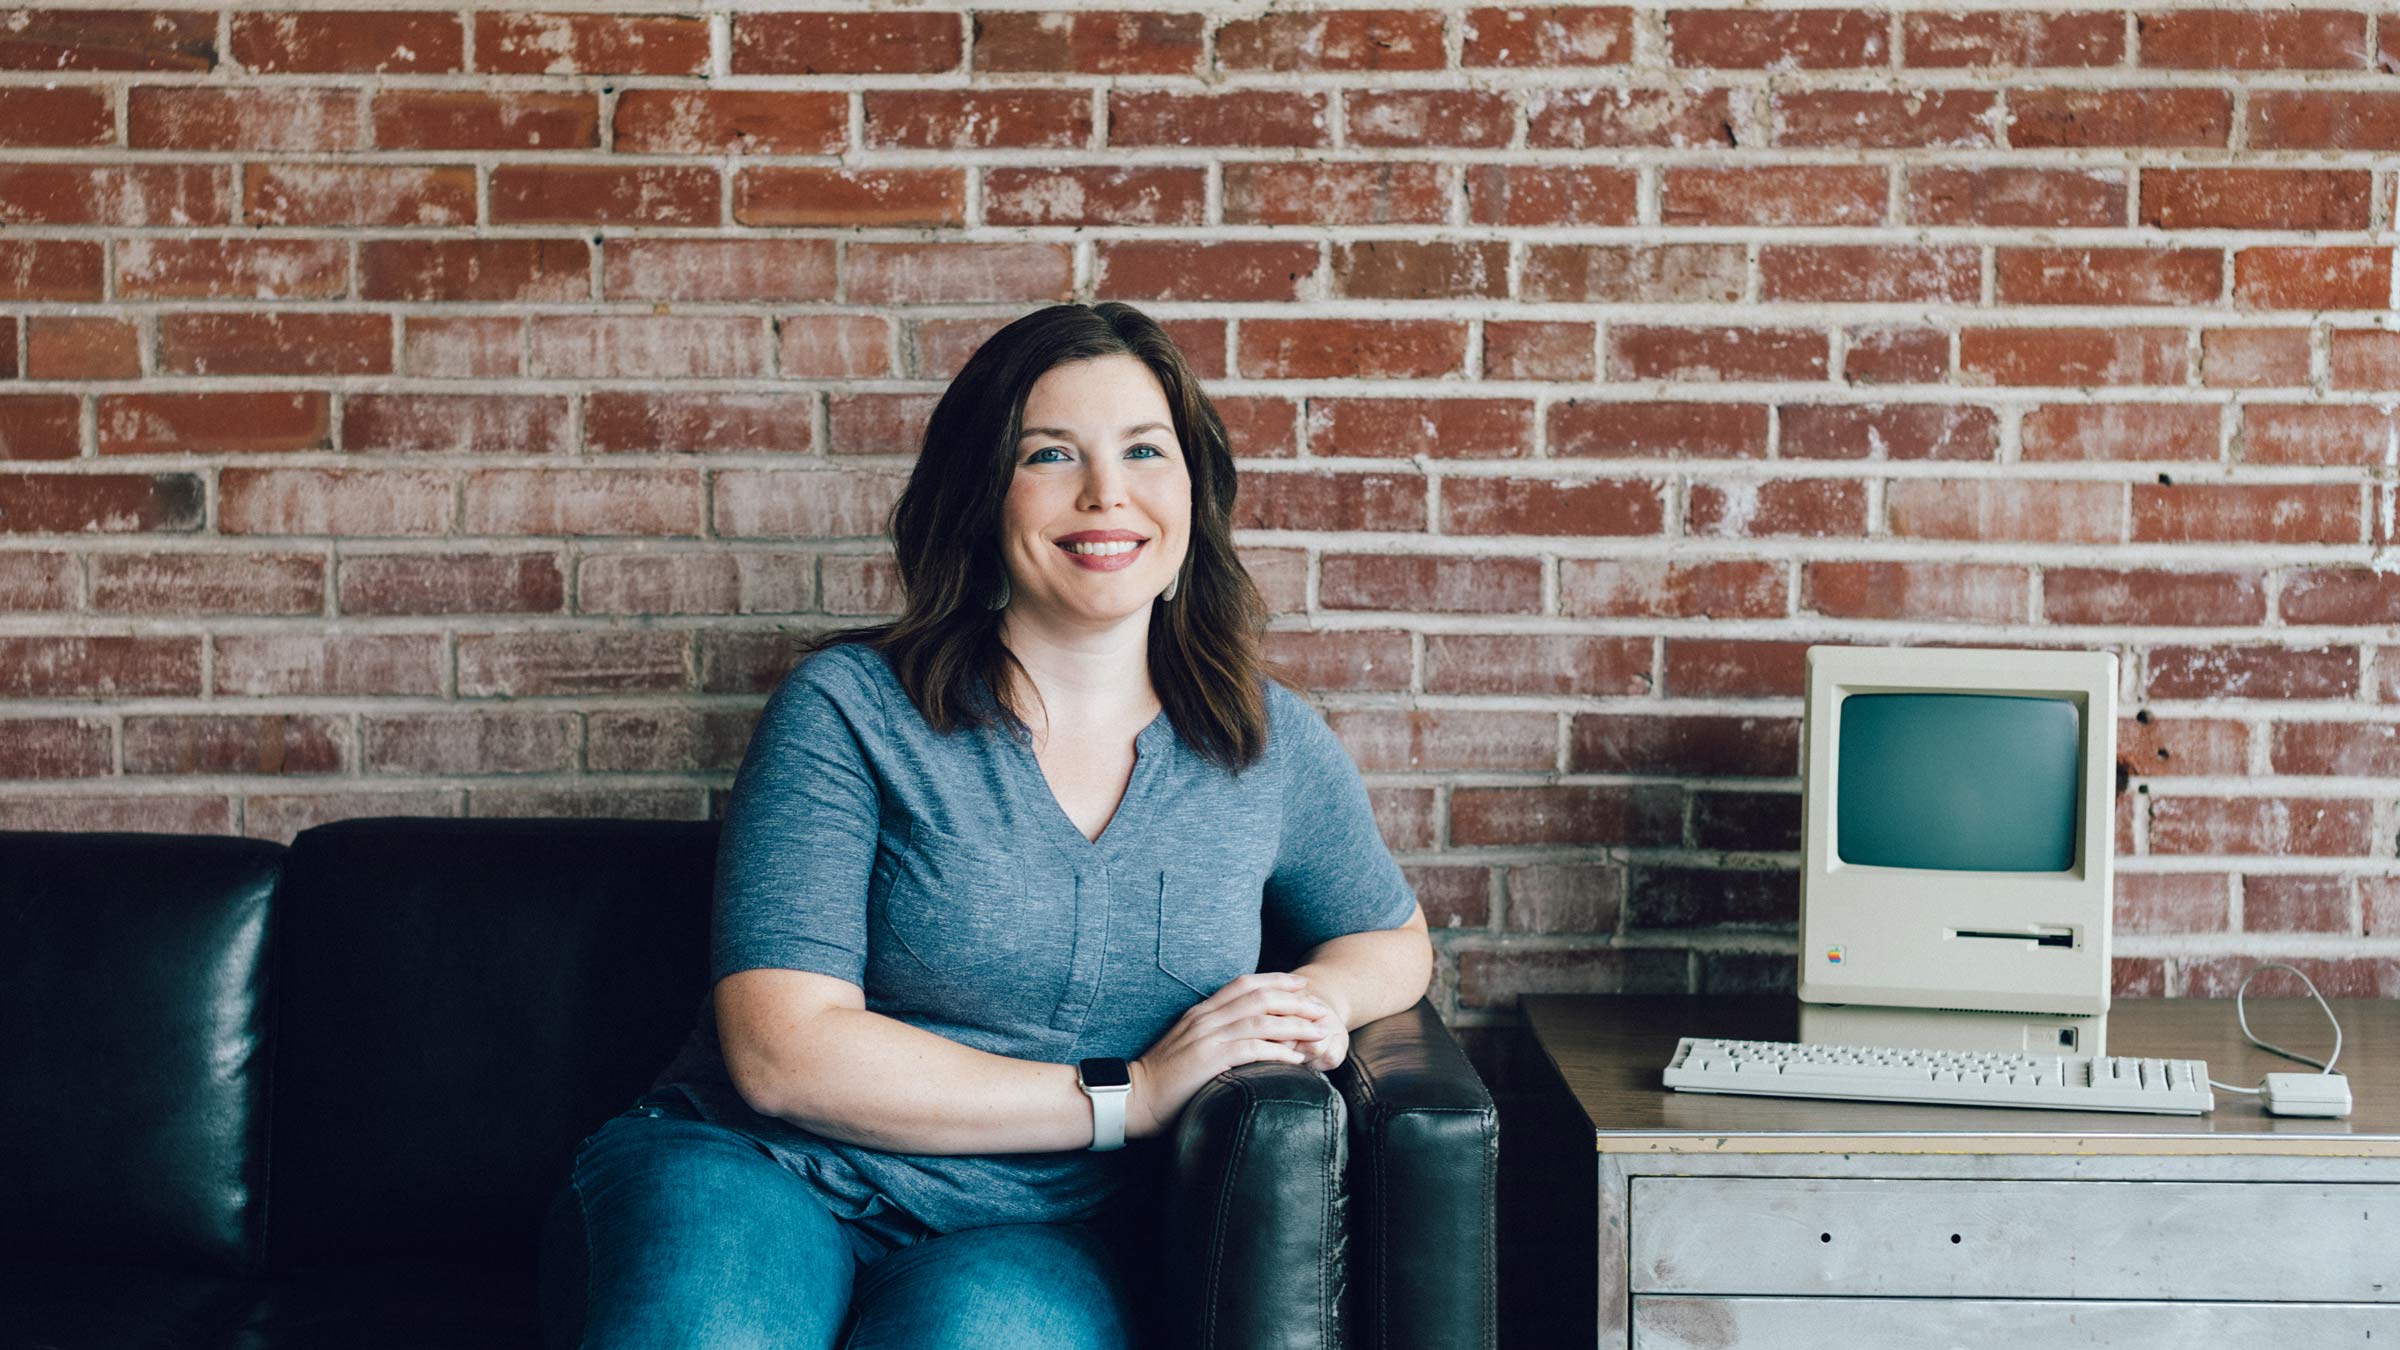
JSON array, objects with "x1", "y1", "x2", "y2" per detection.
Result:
[{"x1": 1124, "y1": 972, "x2": 1349, "y2": 1142}]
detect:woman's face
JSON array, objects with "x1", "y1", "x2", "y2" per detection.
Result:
[{"x1": 998, "y1": 354, "x2": 1193, "y2": 628}]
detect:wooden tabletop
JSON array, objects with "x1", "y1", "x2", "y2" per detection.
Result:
[{"x1": 1523, "y1": 994, "x2": 2400, "y2": 1156}]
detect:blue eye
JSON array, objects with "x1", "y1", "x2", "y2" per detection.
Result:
[{"x1": 1025, "y1": 444, "x2": 1168, "y2": 464}]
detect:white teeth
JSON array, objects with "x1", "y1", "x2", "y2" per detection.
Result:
[{"x1": 1063, "y1": 540, "x2": 1141, "y2": 556}]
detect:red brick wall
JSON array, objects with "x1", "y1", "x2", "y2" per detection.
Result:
[{"x1": 2, "y1": 6, "x2": 2395, "y2": 1024}]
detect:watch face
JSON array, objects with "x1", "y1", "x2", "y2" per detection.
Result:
[{"x1": 1078, "y1": 1057, "x2": 1131, "y2": 1089}]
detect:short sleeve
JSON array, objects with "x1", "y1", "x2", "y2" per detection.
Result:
[
  {"x1": 711, "y1": 644, "x2": 885, "y2": 988},
  {"x1": 1261, "y1": 682, "x2": 1420, "y2": 954}
]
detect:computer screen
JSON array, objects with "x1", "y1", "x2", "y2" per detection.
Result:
[{"x1": 1834, "y1": 693, "x2": 2081, "y2": 874}]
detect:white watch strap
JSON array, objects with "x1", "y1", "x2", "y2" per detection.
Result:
[{"x1": 1085, "y1": 1084, "x2": 1129, "y2": 1151}]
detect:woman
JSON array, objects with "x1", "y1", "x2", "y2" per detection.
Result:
[{"x1": 539, "y1": 302, "x2": 1433, "y2": 1348}]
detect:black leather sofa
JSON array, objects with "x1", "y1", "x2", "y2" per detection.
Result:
[{"x1": 1, "y1": 818, "x2": 1496, "y2": 1349}]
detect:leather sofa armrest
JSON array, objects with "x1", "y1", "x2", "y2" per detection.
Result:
[
  {"x1": 1330, "y1": 995, "x2": 1498, "y2": 1350},
  {"x1": 1155, "y1": 1061, "x2": 1349, "y2": 1350}
]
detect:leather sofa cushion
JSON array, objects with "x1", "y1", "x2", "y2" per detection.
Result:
[
  {"x1": 0, "y1": 831, "x2": 282, "y2": 1275},
  {"x1": 265, "y1": 817, "x2": 715, "y2": 1273}
]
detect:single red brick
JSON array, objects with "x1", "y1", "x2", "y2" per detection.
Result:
[
  {"x1": 734, "y1": 168, "x2": 966, "y2": 228},
  {"x1": 244, "y1": 163, "x2": 475, "y2": 227},
  {"x1": 1687, "y1": 478, "x2": 1865, "y2": 538},
  {"x1": 694, "y1": 629, "x2": 811, "y2": 694},
  {"x1": 2132, "y1": 483, "x2": 2361, "y2": 545},
  {"x1": 1218, "y1": 396, "x2": 1301, "y2": 459},
  {"x1": 2330, "y1": 329, "x2": 2400, "y2": 390},
  {"x1": 0, "y1": 239, "x2": 104, "y2": 300},
  {"x1": 1692, "y1": 790, "x2": 1801, "y2": 852},
  {"x1": 89, "y1": 551, "x2": 323, "y2": 614},
  {"x1": 230, "y1": 11, "x2": 462, "y2": 72},
  {"x1": 98, "y1": 391, "x2": 329, "y2": 456},
  {"x1": 1959, "y1": 327, "x2": 2185, "y2": 386},
  {"x1": 2367, "y1": 878, "x2": 2400, "y2": 937},
  {"x1": 474, "y1": 12, "x2": 708, "y2": 74},
  {"x1": 158, "y1": 312, "x2": 389, "y2": 376},
  {"x1": 0, "y1": 164, "x2": 233, "y2": 226},
  {"x1": 780, "y1": 316, "x2": 892, "y2": 380},
  {"x1": 600, "y1": 240, "x2": 835, "y2": 306},
  {"x1": 220, "y1": 468, "x2": 452, "y2": 537},
  {"x1": 1662, "y1": 639, "x2": 1809, "y2": 698},
  {"x1": 1761, "y1": 244, "x2": 1981, "y2": 303},
  {"x1": 1545, "y1": 398, "x2": 1776, "y2": 456},
  {"x1": 1775, "y1": 90, "x2": 2000, "y2": 149},
  {"x1": 1667, "y1": 8, "x2": 1888, "y2": 67},
  {"x1": 826, "y1": 392, "x2": 942, "y2": 455},
  {"x1": 1219, "y1": 8, "x2": 1440, "y2": 69},
  {"x1": 2240, "y1": 403, "x2": 2395, "y2": 468},
  {"x1": 123, "y1": 714, "x2": 344, "y2": 775},
  {"x1": 493, "y1": 164, "x2": 718, "y2": 225},
  {"x1": 1905, "y1": 166, "x2": 2127, "y2": 226},
  {"x1": 1995, "y1": 247, "x2": 2221, "y2": 305},
  {"x1": 2008, "y1": 88, "x2": 2232, "y2": 147},
  {"x1": 2240, "y1": 873, "x2": 2355, "y2": 933},
  {"x1": 1239, "y1": 319, "x2": 1466, "y2": 381},
  {"x1": 2114, "y1": 872, "x2": 2230, "y2": 935},
  {"x1": 1526, "y1": 86, "x2": 1736, "y2": 149},
  {"x1": 1305, "y1": 397, "x2": 1531, "y2": 460},
  {"x1": 1326, "y1": 707, "x2": 1556, "y2": 773},
  {"x1": 361, "y1": 712, "x2": 579, "y2": 775},
  {"x1": 0, "y1": 796, "x2": 234, "y2": 833},
  {"x1": 615, "y1": 89, "x2": 847, "y2": 155},
  {"x1": 1804, "y1": 561, "x2": 2028, "y2": 623},
  {"x1": 0, "y1": 635, "x2": 201, "y2": 695},
  {"x1": 733, "y1": 11, "x2": 960, "y2": 73},
  {"x1": 525, "y1": 316, "x2": 771, "y2": 379},
  {"x1": 462, "y1": 469, "x2": 704, "y2": 538},
  {"x1": 1503, "y1": 864, "x2": 1623, "y2": 934},
  {"x1": 1406, "y1": 866, "x2": 1495, "y2": 931},
  {"x1": 0, "y1": 472, "x2": 201, "y2": 533},
  {"x1": 404, "y1": 316, "x2": 522, "y2": 379},
  {"x1": 2142, "y1": 169, "x2": 2372, "y2": 230},
  {"x1": 863, "y1": 89, "x2": 1090, "y2": 150},
  {"x1": 0, "y1": 395, "x2": 83, "y2": 460},
  {"x1": 2046, "y1": 568, "x2": 2265, "y2": 626},
  {"x1": 2282, "y1": 568, "x2": 2400, "y2": 625},
  {"x1": 344, "y1": 394, "x2": 572, "y2": 455},
  {"x1": 1666, "y1": 165, "x2": 1890, "y2": 226},
  {"x1": 1424, "y1": 634, "x2": 1650, "y2": 697},
  {"x1": 1781, "y1": 403, "x2": 1997, "y2": 460},
  {"x1": 1611, "y1": 327, "x2": 1829, "y2": 382},
  {"x1": 1226, "y1": 162, "x2": 1450, "y2": 226},
  {"x1": 26, "y1": 316, "x2": 139, "y2": 379},
  {"x1": 1097, "y1": 241, "x2": 1322, "y2": 304},
  {"x1": 2202, "y1": 327, "x2": 2312, "y2": 388},
  {"x1": 372, "y1": 90, "x2": 598, "y2": 151},
  {"x1": 586, "y1": 708, "x2": 760, "y2": 773},
  {"x1": 712, "y1": 469, "x2": 900, "y2": 539},
  {"x1": 985, "y1": 166, "x2": 1208, "y2": 227},
  {"x1": 3, "y1": 9, "x2": 215, "y2": 70},
  {"x1": 0, "y1": 87, "x2": 114, "y2": 147},
  {"x1": 974, "y1": 9, "x2": 1205, "y2": 75},
  {"x1": 844, "y1": 243, "x2": 1070, "y2": 305},
  {"x1": 2020, "y1": 403, "x2": 2220, "y2": 462},
  {"x1": 1484, "y1": 322, "x2": 1596, "y2": 381},
  {"x1": 1889, "y1": 479, "x2": 2123, "y2": 543},
  {"x1": 1320, "y1": 553, "x2": 1543, "y2": 614},
  {"x1": 2271, "y1": 720, "x2": 2400, "y2": 777},
  {"x1": 1444, "y1": 475, "x2": 1663, "y2": 537},
  {"x1": 0, "y1": 552, "x2": 74, "y2": 610},
  {"x1": 2151, "y1": 795, "x2": 2374, "y2": 857},
  {"x1": 1369, "y1": 787, "x2": 1438, "y2": 852},
  {"x1": 1523, "y1": 244, "x2": 1746, "y2": 304},
  {"x1": 2138, "y1": 10, "x2": 2368, "y2": 69},
  {"x1": 1334, "y1": 240, "x2": 1511, "y2": 300},
  {"x1": 1350, "y1": 90, "x2": 1516, "y2": 148},
  {"x1": 211, "y1": 633, "x2": 445, "y2": 696},
  {"x1": 577, "y1": 552, "x2": 745, "y2": 617},
  {"x1": 2148, "y1": 644, "x2": 2357, "y2": 700},
  {"x1": 1234, "y1": 469, "x2": 1427, "y2": 532},
  {"x1": 360, "y1": 238, "x2": 589, "y2": 304},
  {"x1": 1106, "y1": 90, "x2": 1331, "y2": 148},
  {"x1": 1843, "y1": 326, "x2": 1951, "y2": 383},
  {"x1": 2233, "y1": 247, "x2": 2392, "y2": 310},
  {"x1": 1561, "y1": 558, "x2": 1786, "y2": 620},
  {"x1": 117, "y1": 237, "x2": 346, "y2": 300},
  {"x1": 1466, "y1": 165, "x2": 1638, "y2": 227},
  {"x1": 2248, "y1": 89, "x2": 2400, "y2": 150},
  {"x1": 1903, "y1": 10, "x2": 2125, "y2": 67},
  {"x1": 819, "y1": 552, "x2": 906, "y2": 618},
  {"x1": 1463, "y1": 6, "x2": 1634, "y2": 66},
  {"x1": 1452, "y1": 784, "x2": 1683, "y2": 847},
  {"x1": 2117, "y1": 714, "x2": 2251, "y2": 777},
  {"x1": 1570, "y1": 713, "x2": 1798, "y2": 777},
  {"x1": 0, "y1": 717, "x2": 112, "y2": 779},
  {"x1": 457, "y1": 631, "x2": 688, "y2": 696},
  {"x1": 586, "y1": 392, "x2": 818, "y2": 455},
  {"x1": 0, "y1": 321, "x2": 15, "y2": 379},
  {"x1": 128, "y1": 86, "x2": 360, "y2": 151}
]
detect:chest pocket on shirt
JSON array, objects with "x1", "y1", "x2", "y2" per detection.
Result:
[
  {"x1": 1156, "y1": 864, "x2": 1264, "y2": 999},
  {"x1": 875, "y1": 825, "x2": 1030, "y2": 975}
]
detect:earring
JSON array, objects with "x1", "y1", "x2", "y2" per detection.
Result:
[
  {"x1": 1161, "y1": 570, "x2": 1180, "y2": 603},
  {"x1": 987, "y1": 575, "x2": 1010, "y2": 610}
]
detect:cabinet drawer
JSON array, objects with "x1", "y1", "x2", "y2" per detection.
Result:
[
  {"x1": 1632, "y1": 1297, "x2": 2400, "y2": 1349},
  {"x1": 1630, "y1": 1176, "x2": 2398, "y2": 1302}
]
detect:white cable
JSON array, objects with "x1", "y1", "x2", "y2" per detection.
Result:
[{"x1": 2204, "y1": 961, "x2": 2342, "y2": 1096}]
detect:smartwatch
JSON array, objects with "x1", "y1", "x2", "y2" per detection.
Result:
[{"x1": 1076, "y1": 1057, "x2": 1132, "y2": 1152}]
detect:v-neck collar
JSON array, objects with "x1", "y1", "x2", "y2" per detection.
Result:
[{"x1": 986, "y1": 693, "x2": 1171, "y2": 858}]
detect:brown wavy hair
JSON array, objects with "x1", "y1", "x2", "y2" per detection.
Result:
[{"x1": 795, "y1": 302, "x2": 1288, "y2": 774}]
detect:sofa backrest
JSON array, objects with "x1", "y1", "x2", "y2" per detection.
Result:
[
  {"x1": 0, "y1": 830, "x2": 283, "y2": 1277},
  {"x1": 264, "y1": 817, "x2": 715, "y2": 1273}
]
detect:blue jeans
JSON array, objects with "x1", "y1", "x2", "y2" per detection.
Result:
[{"x1": 538, "y1": 1088, "x2": 1144, "y2": 1349}]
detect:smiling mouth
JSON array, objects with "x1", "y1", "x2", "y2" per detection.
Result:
[{"x1": 1056, "y1": 539, "x2": 1146, "y2": 556}]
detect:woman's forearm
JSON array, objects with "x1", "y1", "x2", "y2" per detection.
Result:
[
  {"x1": 744, "y1": 1005, "x2": 1095, "y2": 1156},
  {"x1": 1291, "y1": 922, "x2": 1434, "y2": 1029}
]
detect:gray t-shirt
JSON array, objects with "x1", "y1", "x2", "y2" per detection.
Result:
[{"x1": 648, "y1": 640, "x2": 1419, "y2": 1235}]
